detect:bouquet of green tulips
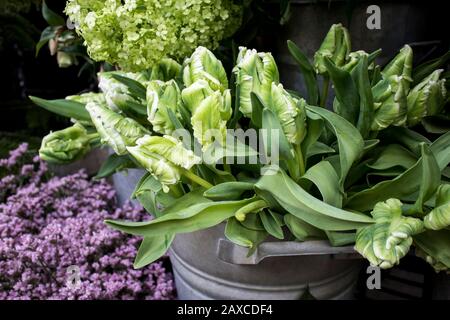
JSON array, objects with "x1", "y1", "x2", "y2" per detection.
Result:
[{"x1": 32, "y1": 24, "x2": 450, "y2": 272}]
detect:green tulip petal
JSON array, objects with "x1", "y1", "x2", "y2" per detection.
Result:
[
  {"x1": 86, "y1": 101, "x2": 149, "y2": 155},
  {"x1": 39, "y1": 123, "x2": 91, "y2": 164},
  {"x1": 424, "y1": 184, "x2": 450, "y2": 230},
  {"x1": 355, "y1": 198, "x2": 424, "y2": 269},
  {"x1": 147, "y1": 80, "x2": 183, "y2": 135}
]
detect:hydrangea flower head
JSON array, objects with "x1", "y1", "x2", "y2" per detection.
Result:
[{"x1": 65, "y1": 0, "x2": 243, "y2": 71}]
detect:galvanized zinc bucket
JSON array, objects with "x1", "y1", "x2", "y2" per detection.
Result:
[
  {"x1": 170, "y1": 224, "x2": 362, "y2": 300},
  {"x1": 112, "y1": 169, "x2": 363, "y2": 300}
]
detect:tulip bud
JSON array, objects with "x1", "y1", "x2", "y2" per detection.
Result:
[
  {"x1": 39, "y1": 124, "x2": 93, "y2": 164},
  {"x1": 382, "y1": 45, "x2": 413, "y2": 83},
  {"x1": 150, "y1": 58, "x2": 182, "y2": 81},
  {"x1": 86, "y1": 101, "x2": 149, "y2": 155},
  {"x1": 129, "y1": 135, "x2": 200, "y2": 171},
  {"x1": 183, "y1": 46, "x2": 228, "y2": 92},
  {"x1": 269, "y1": 83, "x2": 307, "y2": 145},
  {"x1": 146, "y1": 80, "x2": 183, "y2": 135},
  {"x1": 314, "y1": 23, "x2": 351, "y2": 75},
  {"x1": 233, "y1": 47, "x2": 279, "y2": 117},
  {"x1": 127, "y1": 135, "x2": 200, "y2": 192},
  {"x1": 406, "y1": 69, "x2": 447, "y2": 126},
  {"x1": 98, "y1": 71, "x2": 148, "y2": 112},
  {"x1": 371, "y1": 75, "x2": 408, "y2": 131},
  {"x1": 342, "y1": 51, "x2": 370, "y2": 72}
]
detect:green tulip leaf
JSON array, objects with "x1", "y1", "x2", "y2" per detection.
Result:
[
  {"x1": 29, "y1": 96, "x2": 91, "y2": 122},
  {"x1": 414, "y1": 229, "x2": 450, "y2": 271},
  {"x1": 287, "y1": 40, "x2": 319, "y2": 105},
  {"x1": 134, "y1": 235, "x2": 175, "y2": 269},
  {"x1": 260, "y1": 210, "x2": 284, "y2": 240},
  {"x1": 95, "y1": 153, "x2": 135, "y2": 179},
  {"x1": 105, "y1": 196, "x2": 255, "y2": 237},
  {"x1": 284, "y1": 214, "x2": 324, "y2": 241},
  {"x1": 346, "y1": 144, "x2": 440, "y2": 212},
  {"x1": 255, "y1": 167, "x2": 373, "y2": 231},
  {"x1": 203, "y1": 182, "x2": 254, "y2": 201},
  {"x1": 225, "y1": 217, "x2": 268, "y2": 255},
  {"x1": 307, "y1": 105, "x2": 365, "y2": 188}
]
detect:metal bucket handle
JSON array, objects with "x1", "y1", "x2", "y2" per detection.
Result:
[{"x1": 217, "y1": 239, "x2": 361, "y2": 265}]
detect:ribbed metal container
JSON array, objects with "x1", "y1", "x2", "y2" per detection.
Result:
[{"x1": 170, "y1": 224, "x2": 362, "y2": 300}]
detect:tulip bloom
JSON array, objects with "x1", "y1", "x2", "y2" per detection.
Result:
[
  {"x1": 233, "y1": 47, "x2": 279, "y2": 117},
  {"x1": 147, "y1": 80, "x2": 183, "y2": 135},
  {"x1": 314, "y1": 23, "x2": 351, "y2": 75},
  {"x1": 39, "y1": 124, "x2": 97, "y2": 164},
  {"x1": 407, "y1": 69, "x2": 447, "y2": 126},
  {"x1": 86, "y1": 101, "x2": 150, "y2": 155}
]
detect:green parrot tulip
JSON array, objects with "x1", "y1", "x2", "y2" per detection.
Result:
[
  {"x1": 39, "y1": 123, "x2": 96, "y2": 164},
  {"x1": 127, "y1": 135, "x2": 201, "y2": 192},
  {"x1": 149, "y1": 58, "x2": 182, "y2": 82},
  {"x1": 371, "y1": 75, "x2": 409, "y2": 131},
  {"x1": 183, "y1": 46, "x2": 228, "y2": 93},
  {"x1": 269, "y1": 83, "x2": 307, "y2": 145},
  {"x1": 406, "y1": 69, "x2": 447, "y2": 126},
  {"x1": 146, "y1": 80, "x2": 183, "y2": 135},
  {"x1": 355, "y1": 198, "x2": 424, "y2": 269},
  {"x1": 233, "y1": 47, "x2": 279, "y2": 117},
  {"x1": 86, "y1": 101, "x2": 150, "y2": 155},
  {"x1": 381, "y1": 45, "x2": 413, "y2": 83},
  {"x1": 314, "y1": 23, "x2": 351, "y2": 75}
]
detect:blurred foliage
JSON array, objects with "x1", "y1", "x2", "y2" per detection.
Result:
[
  {"x1": 0, "y1": 132, "x2": 41, "y2": 158},
  {"x1": 0, "y1": 0, "x2": 41, "y2": 51}
]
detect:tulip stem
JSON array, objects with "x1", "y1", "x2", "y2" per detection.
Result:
[
  {"x1": 235, "y1": 199, "x2": 269, "y2": 222},
  {"x1": 182, "y1": 169, "x2": 214, "y2": 189},
  {"x1": 223, "y1": 163, "x2": 232, "y2": 174},
  {"x1": 87, "y1": 133, "x2": 100, "y2": 141},
  {"x1": 295, "y1": 144, "x2": 306, "y2": 176},
  {"x1": 320, "y1": 76, "x2": 330, "y2": 107},
  {"x1": 169, "y1": 184, "x2": 184, "y2": 198}
]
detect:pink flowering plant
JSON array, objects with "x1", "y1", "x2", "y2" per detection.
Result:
[{"x1": 0, "y1": 144, "x2": 175, "y2": 300}]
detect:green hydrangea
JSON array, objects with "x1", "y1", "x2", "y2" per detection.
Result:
[{"x1": 65, "y1": 0, "x2": 243, "y2": 71}]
